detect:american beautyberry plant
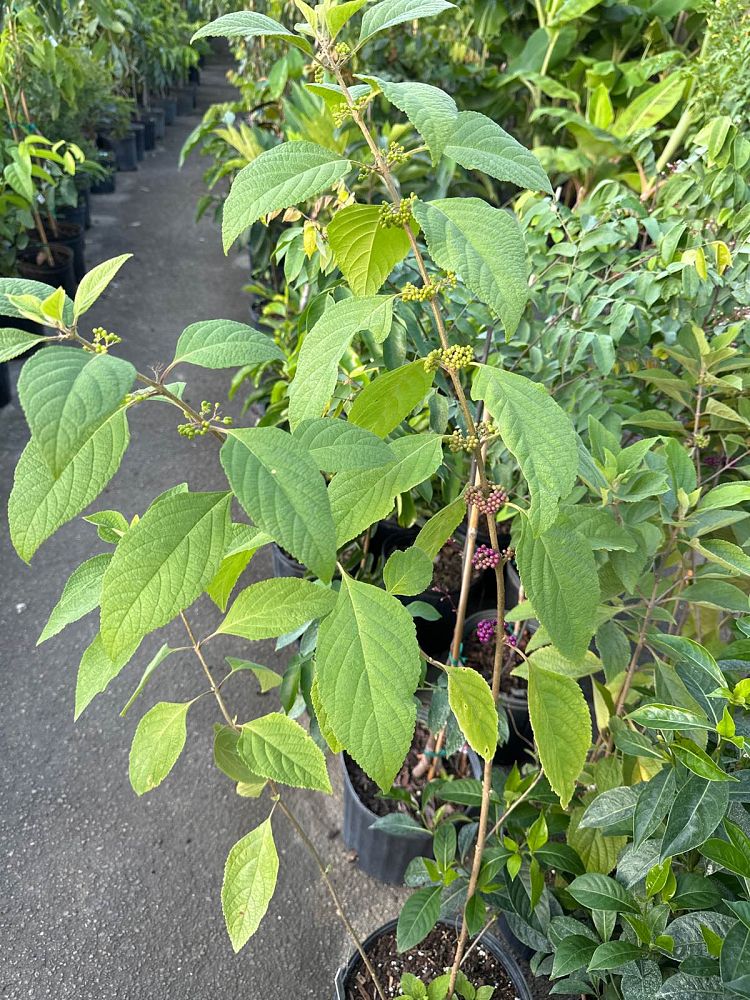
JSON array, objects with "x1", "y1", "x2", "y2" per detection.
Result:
[{"x1": 2, "y1": 0, "x2": 617, "y2": 994}]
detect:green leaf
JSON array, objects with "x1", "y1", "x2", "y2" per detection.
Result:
[
  {"x1": 239, "y1": 713, "x2": 331, "y2": 792},
  {"x1": 654, "y1": 973, "x2": 726, "y2": 999},
  {"x1": 222, "y1": 141, "x2": 350, "y2": 251},
  {"x1": 472, "y1": 365, "x2": 577, "y2": 534},
  {"x1": 288, "y1": 296, "x2": 393, "y2": 428},
  {"x1": 120, "y1": 644, "x2": 176, "y2": 717},
  {"x1": 613, "y1": 74, "x2": 686, "y2": 138},
  {"x1": 413, "y1": 198, "x2": 528, "y2": 336},
  {"x1": 170, "y1": 319, "x2": 283, "y2": 369},
  {"x1": 671, "y1": 738, "x2": 738, "y2": 782},
  {"x1": 721, "y1": 915, "x2": 750, "y2": 997},
  {"x1": 0, "y1": 277, "x2": 71, "y2": 320},
  {"x1": 579, "y1": 786, "x2": 639, "y2": 830},
  {"x1": 316, "y1": 574, "x2": 421, "y2": 791},
  {"x1": 329, "y1": 433, "x2": 443, "y2": 546},
  {"x1": 633, "y1": 767, "x2": 676, "y2": 848},
  {"x1": 221, "y1": 427, "x2": 336, "y2": 582},
  {"x1": 626, "y1": 704, "x2": 714, "y2": 732},
  {"x1": 214, "y1": 725, "x2": 265, "y2": 784},
  {"x1": 218, "y1": 579, "x2": 336, "y2": 639},
  {"x1": 697, "y1": 483, "x2": 750, "y2": 511},
  {"x1": 225, "y1": 658, "x2": 282, "y2": 693},
  {"x1": 442, "y1": 111, "x2": 552, "y2": 193},
  {"x1": 396, "y1": 885, "x2": 442, "y2": 952},
  {"x1": 310, "y1": 674, "x2": 343, "y2": 754},
  {"x1": 551, "y1": 935, "x2": 598, "y2": 978},
  {"x1": 414, "y1": 498, "x2": 466, "y2": 560},
  {"x1": 0, "y1": 326, "x2": 49, "y2": 362},
  {"x1": 661, "y1": 774, "x2": 730, "y2": 859},
  {"x1": 221, "y1": 818, "x2": 279, "y2": 953},
  {"x1": 9, "y1": 409, "x2": 130, "y2": 563},
  {"x1": 512, "y1": 646, "x2": 602, "y2": 681},
  {"x1": 38, "y1": 552, "x2": 111, "y2": 644},
  {"x1": 360, "y1": 77, "x2": 457, "y2": 163},
  {"x1": 548, "y1": 0, "x2": 603, "y2": 26},
  {"x1": 528, "y1": 667, "x2": 590, "y2": 807},
  {"x1": 679, "y1": 580, "x2": 750, "y2": 612},
  {"x1": 567, "y1": 873, "x2": 639, "y2": 913},
  {"x1": 293, "y1": 418, "x2": 395, "y2": 472},
  {"x1": 328, "y1": 204, "x2": 412, "y2": 295},
  {"x1": 448, "y1": 667, "x2": 498, "y2": 760},
  {"x1": 567, "y1": 507, "x2": 638, "y2": 552},
  {"x1": 75, "y1": 632, "x2": 139, "y2": 719},
  {"x1": 17, "y1": 347, "x2": 135, "y2": 477},
  {"x1": 348, "y1": 360, "x2": 434, "y2": 437},
  {"x1": 697, "y1": 539, "x2": 750, "y2": 577},
  {"x1": 587, "y1": 940, "x2": 643, "y2": 971},
  {"x1": 192, "y1": 10, "x2": 312, "y2": 54},
  {"x1": 358, "y1": 0, "x2": 455, "y2": 44},
  {"x1": 516, "y1": 518, "x2": 600, "y2": 661},
  {"x1": 326, "y1": 0, "x2": 369, "y2": 37},
  {"x1": 129, "y1": 701, "x2": 191, "y2": 795},
  {"x1": 384, "y1": 547, "x2": 434, "y2": 596},
  {"x1": 205, "y1": 523, "x2": 271, "y2": 612},
  {"x1": 100, "y1": 491, "x2": 232, "y2": 655},
  {"x1": 83, "y1": 508, "x2": 129, "y2": 544},
  {"x1": 73, "y1": 254, "x2": 132, "y2": 319}
]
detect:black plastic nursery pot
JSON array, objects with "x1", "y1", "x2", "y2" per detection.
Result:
[
  {"x1": 57, "y1": 199, "x2": 87, "y2": 232},
  {"x1": 176, "y1": 88, "x2": 194, "y2": 116},
  {"x1": 0, "y1": 362, "x2": 11, "y2": 409},
  {"x1": 139, "y1": 115, "x2": 156, "y2": 150},
  {"x1": 333, "y1": 918, "x2": 531, "y2": 1000},
  {"x1": 91, "y1": 171, "x2": 115, "y2": 195},
  {"x1": 18, "y1": 243, "x2": 77, "y2": 299},
  {"x1": 188, "y1": 65, "x2": 200, "y2": 85},
  {"x1": 271, "y1": 543, "x2": 305, "y2": 579},
  {"x1": 40, "y1": 221, "x2": 86, "y2": 283},
  {"x1": 146, "y1": 106, "x2": 166, "y2": 141},
  {"x1": 161, "y1": 96, "x2": 177, "y2": 126},
  {"x1": 131, "y1": 121, "x2": 146, "y2": 161},
  {"x1": 113, "y1": 132, "x2": 138, "y2": 172},
  {"x1": 341, "y1": 751, "x2": 481, "y2": 886},
  {"x1": 341, "y1": 755, "x2": 431, "y2": 886}
]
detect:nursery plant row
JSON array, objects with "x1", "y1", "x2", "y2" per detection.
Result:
[{"x1": 2, "y1": 1, "x2": 749, "y2": 999}]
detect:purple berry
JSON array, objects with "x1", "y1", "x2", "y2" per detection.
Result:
[
  {"x1": 473, "y1": 545, "x2": 500, "y2": 570},
  {"x1": 476, "y1": 618, "x2": 497, "y2": 644}
]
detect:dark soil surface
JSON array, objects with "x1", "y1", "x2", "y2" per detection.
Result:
[
  {"x1": 344, "y1": 925, "x2": 520, "y2": 1000},
  {"x1": 432, "y1": 537, "x2": 478, "y2": 595},
  {"x1": 345, "y1": 725, "x2": 468, "y2": 820}
]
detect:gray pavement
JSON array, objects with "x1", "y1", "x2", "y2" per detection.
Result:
[{"x1": 0, "y1": 59, "x2": 404, "y2": 1000}]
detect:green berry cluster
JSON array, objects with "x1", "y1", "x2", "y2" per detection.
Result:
[
  {"x1": 332, "y1": 94, "x2": 370, "y2": 128},
  {"x1": 91, "y1": 326, "x2": 122, "y2": 353},
  {"x1": 177, "y1": 400, "x2": 233, "y2": 439},
  {"x1": 378, "y1": 193, "x2": 416, "y2": 228},
  {"x1": 405, "y1": 271, "x2": 457, "y2": 306},
  {"x1": 692, "y1": 432, "x2": 710, "y2": 448},
  {"x1": 440, "y1": 344, "x2": 474, "y2": 370},
  {"x1": 335, "y1": 41, "x2": 350, "y2": 56},
  {"x1": 448, "y1": 420, "x2": 495, "y2": 453},
  {"x1": 313, "y1": 66, "x2": 325, "y2": 84},
  {"x1": 386, "y1": 141, "x2": 407, "y2": 166}
]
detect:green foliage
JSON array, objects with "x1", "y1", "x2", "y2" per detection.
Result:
[
  {"x1": 221, "y1": 818, "x2": 279, "y2": 953},
  {"x1": 129, "y1": 701, "x2": 191, "y2": 795}
]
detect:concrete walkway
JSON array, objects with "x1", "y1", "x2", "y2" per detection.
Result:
[{"x1": 0, "y1": 58, "x2": 403, "y2": 999}]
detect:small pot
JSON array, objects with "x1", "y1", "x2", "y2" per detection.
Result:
[
  {"x1": 161, "y1": 97, "x2": 177, "y2": 126},
  {"x1": 39, "y1": 220, "x2": 85, "y2": 283},
  {"x1": 271, "y1": 543, "x2": 305, "y2": 579},
  {"x1": 369, "y1": 519, "x2": 418, "y2": 560},
  {"x1": 188, "y1": 65, "x2": 201, "y2": 85},
  {"x1": 139, "y1": 115, "x2": 156, "y2": 150},
  {"x1": 333, "y1": 918, "x2": 531, "y2": 1000},
  {"x1": 56, "y1": 200, "x2": 87, "y2": 232},
  {"x1": 17, "y1": 243, "x2": 77, "y2": 299},
  {"x1": 131, "y1": 122, "x2": 146, "y2": 161},
  {"x1": 341, "y1": 751, "x2": 481, "y2": 886},
  {"x1": 147, "y1": 106, "x2": 166, "y2": 141},
  {"x1": 113, "y1": 132, "x2": 138, "y2": 172},
  {"x1": 91, "y1": 171, "x2": 115, "y2": 195},
  {"x1": 176, "y1": 88, "x2": 194, "y2": 116},
  {"x1": 0, "y1": 362, "x2": 11, "y2": 409}
]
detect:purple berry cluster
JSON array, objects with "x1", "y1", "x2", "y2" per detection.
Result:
[
  {"x1": 476, "y1": 618, "x2": 496, "y2": 644},
  {"x1": 473, "y1": 545, "x2": 500, "y2": 570},
  {"x1": 465, "y1": 484, "x2": 508, "y2": 516}
]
